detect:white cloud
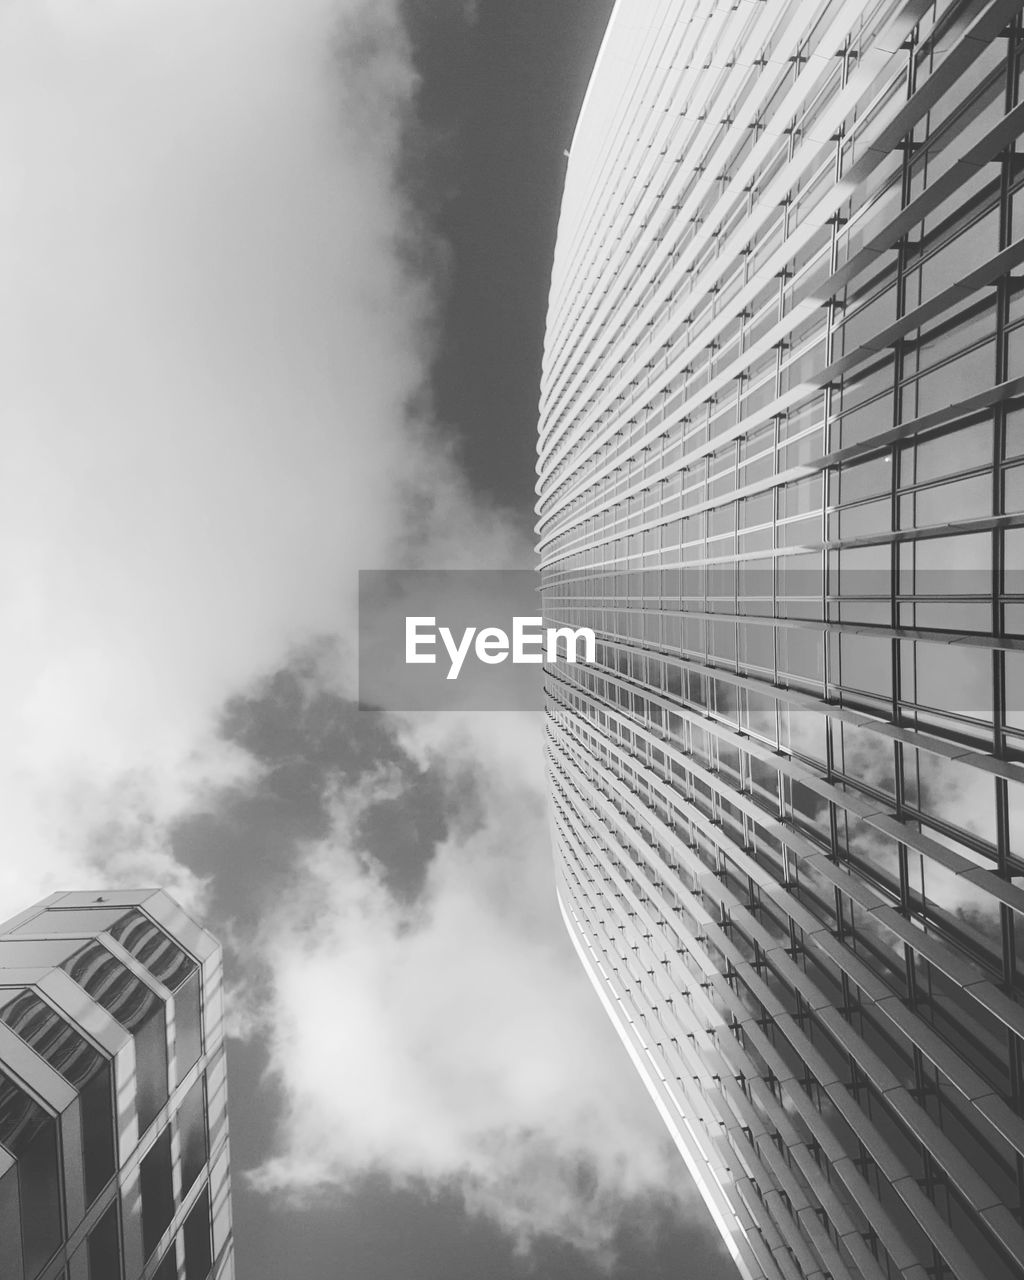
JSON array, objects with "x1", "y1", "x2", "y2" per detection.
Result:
[
  {"x1": 248, "y1": 716, "x2": 696, "y2": 1257},
  {"x1": 0, "y1": 0, "x2": 528, "y2": 914}
]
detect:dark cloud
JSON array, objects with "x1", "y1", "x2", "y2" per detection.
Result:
[{"x1": 172, "y1": 659, "x2": 450, "y2": 922}]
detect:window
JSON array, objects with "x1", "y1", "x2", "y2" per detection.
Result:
[
  {"x1": 777, "y1": 626, "x2": 824, "y2": 689},
  {"x1": 834, "y1": 721, "x2": 895, "y2": 800},
  {"x1": 134, "y1": 1008, "x2": 169, "y2": 1134},
  {"x1": 184, "y1": 1186, "x2": 213, "y2": 1280},
  {"x1": 152, "y1": 1244, "x2": 178, "y2": 1280},
  {"x1": 0, "y1": 1071, "x2": 61, "y2": 1278},
  {"x1": 0, "y1": 991, "x2": 116, "y2": 1206},
  {"x1": 108, "y1": 911, "x2": 195, "y2": 991},
  {"x1": 913, "y1": 954, "x2": 1009, "y2": 1098},
  {"x1": 139, "y1": 1127, "x2": 174, "y2": 1260},
  {"x1": 108, "y1": 912, "x2": 203, "y2": 1076},
  {"x1": 62, "y1": 942, "x2": 168, "y2": 1131},
  {"x1": 177, "y1": 1076, "x2": 208, "y2": 1196},
  {"x1": 86, "y1": 1200, "x2": 122, "y2": 1280},
  {"x1": 173, "y1": 970, "x2": 203, "y2": 1081},
  {"x1": 901, "y1": 641, "x2": 993, "y2": 738},
  {"x1": 830, "y1": 632, "x2": 892, "y2": 708},
  {"x1": 80, "y1": 1069, "x2": 118, "y2": 1209}
]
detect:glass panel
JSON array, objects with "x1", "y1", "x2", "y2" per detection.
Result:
[
  {"x1": 0, "y1": 1071, "x2": 62, "y2": 1278},
  {"x1": 913, "y1": 954, "x2": 1008, "y2": 1098},
  {"x1": 832, "y1": 632, "x2": 892, "y2": 707},
  {"x1": 838, "y1": 813, "x2": 900, "y2": 897},
  {"x1": 912, "y1": 420, "x2": 992, "y2": 483},
  {"x1": 108, "y1": 911, "x2": 196, "y2": 993},
  {"x1": 845, "y1": 898, "x2": 908, "y2": 997},
  {"x1": 915, "y1": 755, "x2": 997, "y2": 847},
  {"x1": 184, "y1": 1186, "x2": 212, "y2": 1280},
  {"x1": 87, "y1": 1200, "x2": 122, "y2": 1280},
  {"x1": 781, "y1": 708, "x2": 828, "y2": 768},
  {"x1": 899, "y1": 532, "x2": 992, "y2": 632},
  {"x1": 173, "y1": 968, "x2": 202, "y2": 1082},
  {"x1": 62, "y1": 942, "x2": 168, "y2": 1131},
  {"x1": 910, "y1": 853, "x2": 1001, "y2": 969},
  {"x1": 904, "y1": 642, "x2": 993, "y2": 726},
  {"x1": 139, "y1": 1127, "x2": 174, "y2": 1260},
  {"x1": 177, "y1": 1076, "x2": 207, "y2": 1197},
  {"x1": 152, "y1": 1243, "x2": 178, "y2": 1280},
  {"x1": 135, "y1": 1008, "x2": 169, "y2": 1133},
  {"x1": 835, "y1": 721, "x2": 896, "y2": 799},
  {"x1": 777, "y1": 626, "x2": 824, "y2": 687},
  {"x1": 904, "y1": 472, "x2": 991, "y2": 527},
  {"x1": 0, "y1": 1166, "x2": 19, "y2": 1280},
  {"x1": 81, "y1": 1070, "x2": 117, "y2": 1206},
  {"x1": 0, "y1": 991, "x2": 116, "y2": 1205}
]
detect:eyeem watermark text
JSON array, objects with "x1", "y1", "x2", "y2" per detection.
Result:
[
  {"x1": 359, "y1": 569, "x2": 586, "y2": 710},
  {"x1": 358, "y1": 570, "x2": 583, "y2": 711},
  {"x1": 406, "y1": 616, "x2": 596, "y2": 680}
]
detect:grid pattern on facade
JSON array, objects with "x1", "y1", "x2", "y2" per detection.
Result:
[
  {"x1": 538, "y1": 3, "x2": 1024, "y2": 1279},
  {"x1": 0, "y1": 891, "x2": 234, "y2": 1280}
]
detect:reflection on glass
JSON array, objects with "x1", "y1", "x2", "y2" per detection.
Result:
[
  {"x1": 910, "y1": 854, "x2": 1001, "y2": 971},
  {"x1": 0, "y1": 1070, "x2": 61, "y2": 1278},
  {"x1": 0, "y1": 991, "x2": 116, "y2": 1207},
  {"x1": 184, "y1": 1185, "x2": 212, "y2": 1280},
  {"x1": 913, "y1": 954, "x2": 1008, "y2": 1098},
  {"x1": 134, "y1": 1008, "x2": 169, "y2": 1134},
  {"x1": 61, "y1": 942, "x2": 168, "y2": 1132},
  {"x1": 139, "y1": 1127, "x2": 174, "y2": 1260},
  {"x1": 86, "y1": 1200, "x2": 122, "y2": 1280},
  {"x1": 152, "y1": 1243, "x2": 178, "y2": 1280},
  {"x1": 174, "y1": 970, "x2": 203, "y2": 1083},
  {"x1": 108, "y1": 911, "x2": 196, "y2": 993},
  {"x1": 177, "y1": 1075, "x2": 208, "y2": 1196}
]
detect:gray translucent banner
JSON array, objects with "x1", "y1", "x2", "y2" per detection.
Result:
[{"x1": 360, "y1": 570, "x2": 554, "y2": 711}]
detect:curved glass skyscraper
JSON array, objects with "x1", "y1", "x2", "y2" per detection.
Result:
[{"x1": 538, "y1": 3, "x2": 1024, "y2": 1279}]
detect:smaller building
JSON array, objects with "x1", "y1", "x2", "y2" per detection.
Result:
[{"x1": 0, "y1": 889, "x2": 233, "y2": 1280}]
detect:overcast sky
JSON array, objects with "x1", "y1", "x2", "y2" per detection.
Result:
[{"x1": 1, "y1": 1, "x2": 736, "y2": 1276}]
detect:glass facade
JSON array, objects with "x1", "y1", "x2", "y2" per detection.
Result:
[
  {"x1": 538, "y1": 3, "x2": 1024, "y2": 1279},
  {"x1": 0, "y1": 890, "x2": 234, "y2": 1280}
]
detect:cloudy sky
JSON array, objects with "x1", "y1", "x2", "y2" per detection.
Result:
[{"x1": 1, "y1": 1, "x2": 736, "y2": 1276}]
